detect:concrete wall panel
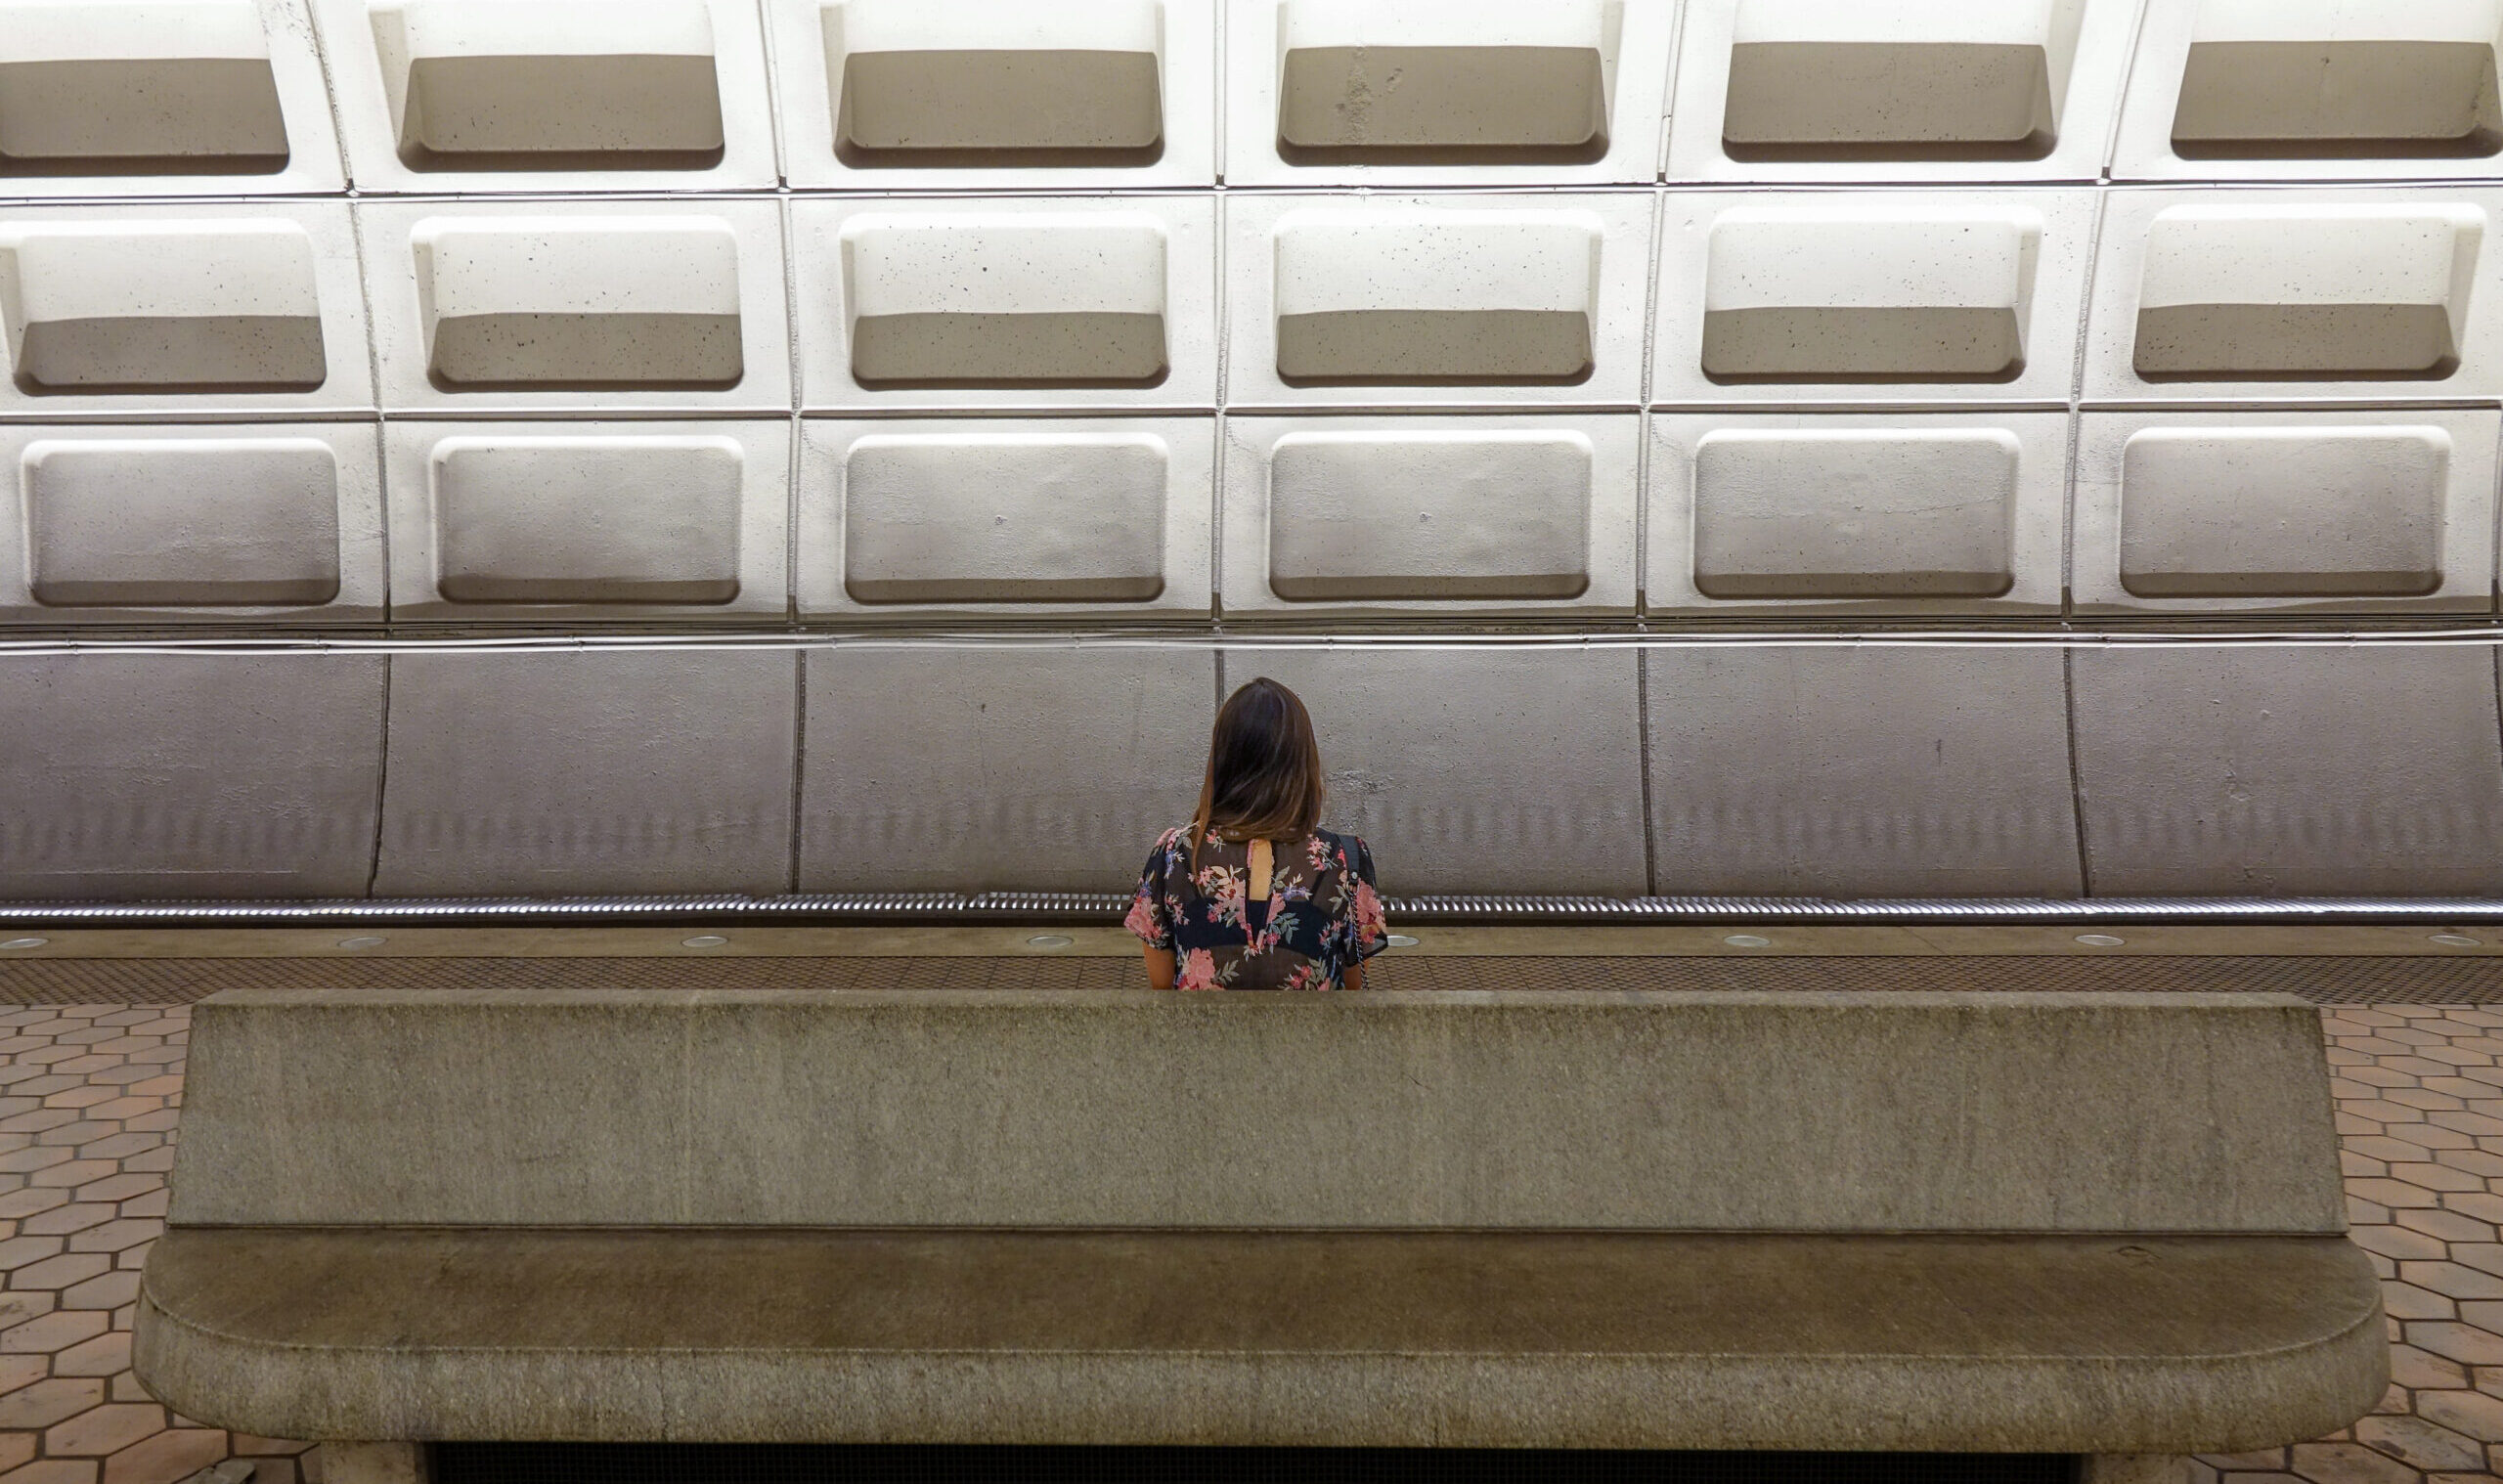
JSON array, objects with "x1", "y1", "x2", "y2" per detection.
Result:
[
  {"x1": 770, "y1": 0, "x2": 1216, "y2": 190},
  {"x1": 374, "y1": 649, "x2": 797, "y2": 895},
  {"x1": 1220, "y1": 0, "x2": 1676, "y2": 187},
  {"x1": 1233, "y1": 646, "x2": 1648, "y2": 895},
  {"x1": 2115, "y1": 0, "x2": 2503, "y2": 182},
  {"x1": 362, "y1": 198, "x2": 787, "y2": 415},
  {"x1": 1227, "y1": 193, "x2": 1651, "y2": 411},
  {"x1": 1221, "y1": 415, "x2": 1637, "y2": 619},
  {"x1": 0, "y1": 202, "x2": 369, "y2": 415},
  {"x1": 385, "y1": 420, "x2": 789, "y2": 622},
  {"x1": 799, "y1": 417, "x2": 1212, "y2": 620},
  {"x1": 1652, "y1": 191, "x2": 2096, "y2": 408},
  {"x1": 2086, "y1": 188, "x2": 2503, "y2": 403},
  {"x1": 2071, "y1": 645, "x2": 2503, "y2": 895},
  {"x1": 0, "y1": 0, "x2": 344, "y2": 196},
  {"x1": 1646, "y1": 647, "x2": 2083, "y2": 897},
  {"x1": 798, "y1": 644, "x2": 1212, "y2": 892},
  {"x1": 1647, "y1": 413, "x2": 2066, "y2": 616},
  {"x1": 796, "y1": 196, "x2": 1217, "y2": 414},
  {"x1": 313, "y1": 0, "x2": 776, "y2": 191},
  {"x1": 0, "y1": 653, "x2": 383, "y2": 897},
  {"x1": 0, "y1": 421, "x2": 383, "y2": 624},
  {"x1": 2073, "y1": 410, "x2": 2501, "y2": 615},
  {"x1": 1666, "y1": 0, "x2": 2133, "y2": 184}
]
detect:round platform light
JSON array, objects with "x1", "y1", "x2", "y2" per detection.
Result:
[
  {"x1": 681, "y1": 936, "x2": 729, "y2": 948},
  {"x1": 336, "y1": 937, "x2": 387, "y2": 950},
  {"x1": 2075, "y1": 934, "x2": 2126, "y2": 947},
  {"x1": 1724, "y1": 934, "x2": 1772, "y2": 948},
  {"x1": 2432, "y1": 933, "x2": 2483, "y2": 947},
  {"x1": 0, "y1": 938, "x2": 44, "y2": 951},
  {"x1": 1384, "y1": 935, "x2": 1420, "y2": 948},
  {"x1": 1026, "y1": 935, "x2": 1074, "y2": 950}
]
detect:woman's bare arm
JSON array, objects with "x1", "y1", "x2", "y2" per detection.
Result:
[
  {"x1": 1342, "y1": 961, "x2": 1365, "y2": 992},
  {"x1": 1143, "y1": 943, "x2": 1177, "y2": 990}
]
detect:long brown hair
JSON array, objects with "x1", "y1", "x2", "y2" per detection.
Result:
[{"x1": 1190, "y1": 677, "x2": 1325, "y2": 873}]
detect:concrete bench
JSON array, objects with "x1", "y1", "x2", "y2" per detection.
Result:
[{"x1": 134, "y1": 985, "x2": 2385, "y2": 1481}]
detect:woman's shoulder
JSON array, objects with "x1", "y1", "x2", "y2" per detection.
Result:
[{"x1": 1306, "y1": 828, "x2": 1376, "y2": 870}]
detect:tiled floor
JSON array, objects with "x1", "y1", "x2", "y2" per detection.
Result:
[{"x1": 0, "y1": 999, "x2": 2495, "y2": 1484}]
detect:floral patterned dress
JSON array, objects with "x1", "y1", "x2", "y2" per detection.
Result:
[{"x1": 1125, "y1": 827, "x2": 1388, "y2": 990}]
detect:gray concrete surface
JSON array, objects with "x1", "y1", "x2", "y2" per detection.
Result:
[
  {"x1": 165, "y1": 987, "x2": 2345, "y2": 1233},
  {"x1": 1647, "y1": 646, "x2": 2085, "y2": 896}
]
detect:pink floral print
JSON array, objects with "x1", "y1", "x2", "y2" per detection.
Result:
[{"x1": 1127, "y1": 827, "x2": 1387, "y2": 991}]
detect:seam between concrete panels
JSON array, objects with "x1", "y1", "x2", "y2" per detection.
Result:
[
  {"x1": 2061, "y1": 189, "x2": 2113, "y2": 622},
  {"x1": 2063, "y1": 645, "x2": 2095, "y2": 899},
  {"x1": 1637, "y1": 644, "x2": 1659, "y2": 897},
  {"x1": 2097, "y1": 0, "x2": 2160, "y2": 183},
  {"x1": 364, "y1": 654, "x2": 393, "y2": 898},
  {"x1": 788, "y1": 645, "x2": 808, "y2": 893},
  {"x1": 779, "y1": 196, "x2": 806, "y2": 631},
  {"x1": 749, "y1": 0, "x2": 791, "y2": 187},
  {"x1": 297, "y1": 0, "x2": 357, "y2": 188}
]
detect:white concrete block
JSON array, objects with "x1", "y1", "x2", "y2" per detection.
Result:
[
  {"x1": 768, "y1": 0, "x2": 1215, "y2": 189},
  {"x1": 314, "y1": 0, "x2": 775, "y2": 190},
  {"x1": 1230, "y1": 645, "x2": 1648, "y2": 895},
  {"x1": 384, "y1": 420, "x2": 789, "y2": 623},
  {"x1": 1646, "y1": 646, "x2": 2083, "y2": 896},
  {"x1": 0, "y1": 204, "x2": 370, "y2": 414},
  {"x1": 1221, "y1": 0, "x2": 1675, "y2": 186},
  {"x1": 0, "y1": 422, "x2": 381, "y2": 624},
  {"x1": 1220, "y1": 415, "x2": 1637, "y2": 618},
  {"x1": 1647, "y1": 414, "x2": 2065, "y2": 616},
  {"x1": 795, "y1": 196, "x2": 1215, "y2": 413},
  {"x1": 1664, "y1": 0, "x2": 2135, "y2": 184},
  {"x1": 374, "y1": 648, "x2": 797, "y2": 895},
  {"x1": 2114, "y1": 0, "x2": 2503, "y2": 180},
  {"x1": 0, "y1": 0, "x2": 344, "y2": 196},
  {"x1": 0, "y1": 653, "x2": 385, "y2": 897},
  {"x1": 1652, "y1": 191, "x2": 2095, "y2": 407},
  {"x1": 2071, "y1": 645, "x2": 2503, "y2": 895},
  {"x1": 2086, "y1": 190, "x2": 2503, "y2": 401},
  {"x1": 363, "y1": 199, "x2": 787, "y2": 415},
  {"x1": 2072, "y1": 411, "x2": 2500, "y2": 616},
  {"x1": 798, "y1": 417, "x2": 1211, "y2": 619},
  {"x1": 799, "y1": 644, "x2": 1211, "y2": 891},
  {"x1": 1227, "y1": 193, "x2": 1651, "y2": 411}
]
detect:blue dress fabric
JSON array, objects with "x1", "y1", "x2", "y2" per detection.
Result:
[{"x1": 1126, "y1": 827, "x2": 1389, "y2": 990}]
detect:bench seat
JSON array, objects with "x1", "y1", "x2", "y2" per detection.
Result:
[{"x1": 139, "y1": 1225, "x2": 2383, "y2": 1452}]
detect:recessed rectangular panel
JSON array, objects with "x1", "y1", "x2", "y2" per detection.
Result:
[
  {"x1": 1691, "y1": 430, "x2": 2016, "y2": 599},
  {"x1": 2119, "y1": 427, "x2": 2447, "y2": 597},
  {"x1": 1724, "y1": 43, "x2": 2053, "y2": 156},
  {"x1": 430, "y1": 437, "x2": 742, "y2": 604},
  {"x1": 2131, "y1": 205, "x2": 2483, "y2": 379},
  {"x1": 0, "y1": 1, "x2": 286, "y2": 172},
  {"x1": 843, "y1": 434, "x2": 1166, "y2": 602},
  {"x1": 414, "y1": 217, "x2": 743, "y2": 389},
  {"x1": 2173, "y1": 0, "x2": 2503, "y2": 157},
  {"x1": 1273, "y1": 0, "x2": 1606, "y2": 161},
  {"x1": 1, "y1": 221, "x2": 324, "y2": 391},
  {"x1": 1266, "y1": 431, "x2": 1590, "y2": 600},
  {"x1": 1701, "y1": 210, "x2": 2036, "y2": 382},
  {"x1": 828, "y1": 0, "x2": 1163, "y2": 164},
  {"x1": 377, "y1": 0, "x2": 725, "y2": 168},
  {"x1": 22, "y1": 437, "x2": 338, "y2": 605},
  {"x1": 1721, "y1": 0, "x2": 2083, "y2": 158},
  {"x1": 840, "y1": 213, "x2": 1168, "y2": 386},
  {"x1": 1271, "y1": 210, "x2": 1599, "y2": 384}
]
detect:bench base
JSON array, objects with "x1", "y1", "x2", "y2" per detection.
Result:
[{"x1": 137, "y1": 1227, "x2": 2382, "y2": 1452}]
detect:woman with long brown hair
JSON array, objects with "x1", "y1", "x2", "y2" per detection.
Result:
[{"x1": 1125, "y1": 677, "x2": 1387, "y2": 990}]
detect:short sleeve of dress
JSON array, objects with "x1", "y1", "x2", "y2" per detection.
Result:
[
  {"x1": 1346, "y1": 834, "x2": 1389, "y2": 963},
  {"x1": 1124, "y1": 829, "x2": 1182, "y2": 950}
]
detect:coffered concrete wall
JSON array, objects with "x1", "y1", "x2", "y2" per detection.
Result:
[{"x1": 2, "y1": 0, "x2": 2499, "y2": 898}]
